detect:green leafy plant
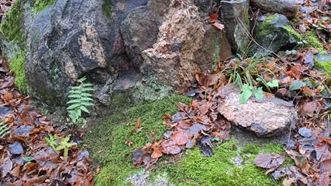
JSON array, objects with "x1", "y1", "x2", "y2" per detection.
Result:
[
  {"x1": 0, "y1": 122, "x2": 10, "y2": 138},
  {"x1": 225, "y1": 58, "x2": 280, "y2": 104},
  {"x1": 67, "y1": 77, "x2": 94, "y2": 124},
  {"x1": 45, "y1": 134, "x2": 76, "y2": 161}
]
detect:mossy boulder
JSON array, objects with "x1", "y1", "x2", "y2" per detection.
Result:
[
  {"x1": 84, "y1": 95, "x2": 288, "y2": 186},
  {"x1": 252, "y1": 14, "x2": 299, "y2": 56},
  {"x1": 315, "y1": 53, "x2": 331, "y2": 76}
]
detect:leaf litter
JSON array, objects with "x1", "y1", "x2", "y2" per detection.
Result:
[{"x1": 0, "y1": 58, "x2": 94, "y2": 185}]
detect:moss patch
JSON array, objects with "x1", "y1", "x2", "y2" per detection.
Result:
[
  {"x1": 283, "y1": 25, "x2": 303, "y2": 41},
  {"x1": 0, "y1": 0, "x2": 25, "y2": 47},
  {"x1": 155, "y1": 140, "x2": 284, "y2": 186},
  {"x1": 315, "y1": 54, "x2": 331, "y2": 76},
  {"x1": 84, "y1": 95, "x2": 291, "y2": 185},
  {"x1": 305, "y1": 31, "x2": 324, "y2": 51},
  {"x1": 9, "y1": 52, "x2": 28, "y2": 94},
  {"x1": 102, "y1": 0, "x2": 112, "y2": 18},
  {"x1": 84, "y1": 95, "x2": 191, "y2": 186},
  {"x1": 33, "y1": 0, "x2": 56, "y2": 13}
]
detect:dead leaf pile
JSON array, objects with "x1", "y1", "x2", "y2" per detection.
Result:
[
  {"x1": 133, "y1": 72, "x2": 231, "y2": 167},
  {"x1": 0, "y1": 59, "x2": 94, "y2": 185},
  {"x1": 296, "y1": 0, "x2": 331, "y2": 50}
]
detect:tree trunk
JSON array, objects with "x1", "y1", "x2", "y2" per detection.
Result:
[{"x1": 250, "y1": 0, "x2": 299, "y2": 18}]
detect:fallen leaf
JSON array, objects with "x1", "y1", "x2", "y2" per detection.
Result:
[
  {"x1": 171, "y1": 131, "x2": 190, "y2": 146},
  {"x1": 254, "y1": 153, "x2": 284, "y2": 169},
  {"x1": 135, "y1": 117, "x2": 142, "y2": 133}
]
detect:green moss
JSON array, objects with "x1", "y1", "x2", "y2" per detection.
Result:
[
  {"x1": 83, "y1": 95, "x2": 191, "y2": 186},
  {"x1": 0, "y1": 0, "x2": 25, "y2": 47},
  {"x1": 315, "y1": 54, "x2": 331, "y2": 76},
  {"x1": 102, "y1": 0, "x2": 112, "y2": 18},
  {"x1": 33, "y1": 0, "x2": 56, "y2": 13},
  {"x1": 258, "y1": 14, "x2": 278, "y2": 32},
  {"x1": 9, "y1": 52, "x2": 28, "y2": 94},
  {"x1": 304, "y1": 31, "x2": 324, "y2": 51},
  {"x1": 155, "y1": 140, "x2": 284, "y2": 186},
  {"x1": 283, "y1": 25, "x2": 303, "y2": 41}
]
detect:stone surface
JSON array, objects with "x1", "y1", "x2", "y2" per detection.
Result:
[
  {"x1": 220, "y1": 0, "x2": 250, "y2": 55},
  {"x1": 252, "y1": 13, "x2": 299, "y2": 56},
  {"x1": 127, "y1": 171, "x2": 173, "y2": 186},
  {"x1": 217, "y1": 85, "x2": 297, "y2": 137},
  {"x1": 1, "y1": 0, "x2": 231, "y2": 110},
  {"x1": 140, "y1": 0, "x2": 231, "y2": 90}
]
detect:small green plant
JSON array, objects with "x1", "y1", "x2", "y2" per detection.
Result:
[
  {"x1": 0, "y1": 122, "x2": 10, "y2": 138},
  {"x1": 225, "y1": 58, "x2": 279, "y2": 104},
  {"x1": 45, "y1": 134, "x2": 76, "y2": 161},
  {"x1": 67, "y1": 77, "x2": 94, "y2": 124}
]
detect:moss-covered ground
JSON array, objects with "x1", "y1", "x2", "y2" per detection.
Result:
[{"x1": 84, "y1": 95, "x2": 288, "y2": 186}]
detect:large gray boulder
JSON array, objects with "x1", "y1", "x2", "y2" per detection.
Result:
[
  {"x1": 26, "y1": 0, "x2": 148, "y2": 105},
  {"x1": 2, "y1": 0, "x2": 232, "y2": 110}
]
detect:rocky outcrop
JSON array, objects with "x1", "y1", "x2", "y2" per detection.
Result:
[
  {"x1": 217, "y1": 85, "x2": 297, "y2": 137},
  {"x1": 1, "y1": 0, "x2": 232, "y2": 109}
]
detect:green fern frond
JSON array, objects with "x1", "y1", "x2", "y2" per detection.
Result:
[
  {"x1": 67, "y1": 77, "x2": 94, "y2": 124},
  {"x1": 0, "y1": 122, "x2": 10, "y2": 138}
]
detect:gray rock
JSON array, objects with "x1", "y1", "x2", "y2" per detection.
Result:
[
  {"x1": 25, "y1": 0, "x2": 149, "y2": 105},
  {"x1": 2, "y1": 0, "x2": 231, "y2": 113},
  {"x1": 217, "y1": 85, "x2": 297, "y2": 137},
  {"x1": 252, "y1": 13, "x2": 299, "y2": 56},
  {"x1": 127, "y1": 171, "x2": 173, "y2": 186}
]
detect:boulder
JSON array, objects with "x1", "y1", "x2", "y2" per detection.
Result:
[
  {"x1": 25, "y1": 0, "x2": 149, "y2": 105},
  {"x1": 1, "y1": 0, "x2": 232, "y2": 109},
  {"x1": 139, "y1": 0, "x2": 231, "y2": 90},
  {"x1": 0, "y1": 0, "x2": 233, "y2": 116},
  {"x1": 217, "y1": 85, "x2": 297, "y2": 137},
  {"x1": 252, "y1": 13, "x2": 299, "y2": 56}
]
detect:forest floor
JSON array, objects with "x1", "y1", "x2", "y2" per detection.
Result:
[{"x1": 1, "y1": 0, "x2": 331, "y2": 186}]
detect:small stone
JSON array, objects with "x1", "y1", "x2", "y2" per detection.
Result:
[
  {"x1": 217, "y1": 85, "x2": 297, "y2": 137},
  {"x1": 9, "y1": 142, "x2": 24, "y2": 155}
]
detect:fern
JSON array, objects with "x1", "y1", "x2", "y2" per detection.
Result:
[
  {"x1": 0, "y1": 122, "x2": 10, "y2": 138},
  {"x1": 67, "y1": 77, "x2": 94, "y2": 123}
]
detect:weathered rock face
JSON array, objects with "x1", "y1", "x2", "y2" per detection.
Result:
[
  {"x1": 252, "y1": 13, "x2": 299, "y2": 56},
  {"x1": 4, "y1": 0, "x2": 232, "y2": 108},
  {"x1": 217, "y1": 85, "x2": 297, "y2": 137},
  {"x1": 26, "y1": 0, "x2": 149, "y2": 105}
]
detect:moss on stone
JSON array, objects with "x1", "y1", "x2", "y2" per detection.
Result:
[
  {"x1": 304, "y1": 31, "x2": 324, "y2": 51},
  {"x1": 155, "y1": 140, "x2": 284, "y2": 186},
  {"x1": 315, "y1": 54, "x2": 331, "y2": 76},
  {"x1": 83, "y1": 95, "x2": 191, "y2": 186},
  {"x1": 102, "y1": 0, "x2": 112, "y2": 18},
  {"x1": 259, "y1": 14, "x2": 278, "y2": 31},
  {"x1": 283, "y1": 25, "x2": 303, "y2": 41},
  {"x1": 33, "y1": 0, "x2": 56, "y2": 13},
  {"x1": 9, "y1": 52, "x2": 28, "y2": 94},
  {"x1": 0, "y1": 0, "x2": 25, "y2": 47}
]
